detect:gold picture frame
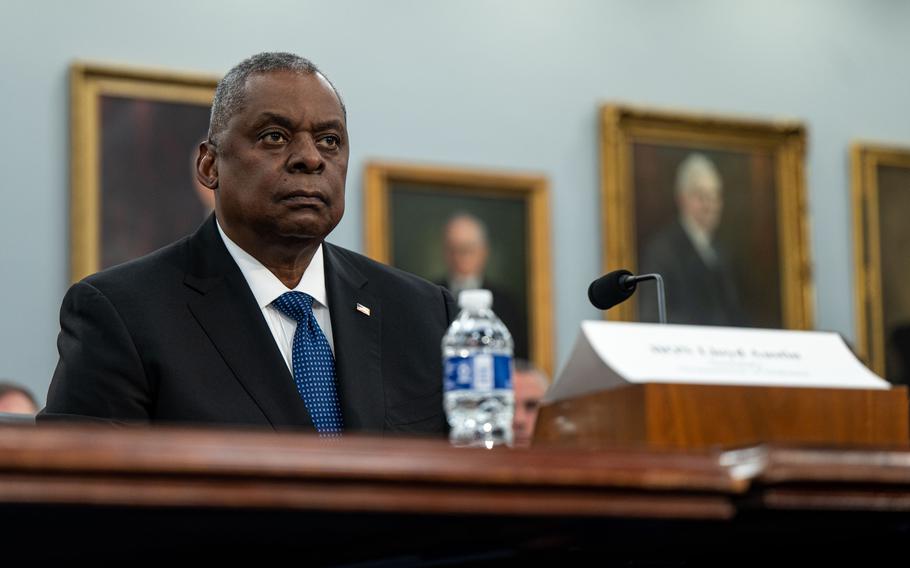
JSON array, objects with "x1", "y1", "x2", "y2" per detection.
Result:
[
  {"x1": 852, "y1": 143, "x2": 910, "y2": 380},
  {"x1": 70, "y1": 61, "x2": 219, "y2": 282},
  {"x1": 364, "y1": 162, "x2": 554, "y2": 377},
  {"x1": 600, "y1": 104, "x2": 813, "y2": 329}
]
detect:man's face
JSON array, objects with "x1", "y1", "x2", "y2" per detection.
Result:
[
  {"x1": 207, "y1": 70, "x2": 348, "y2": 245},
  {"x1": 443, "y1": 217, "x2": 489, "y2": 279},
  {"x1": 512, "y1": 370, "x2": 547, "y2": 448},
  {"x1": 678, "y1": 174, "x2": 723, "y2": 235}
]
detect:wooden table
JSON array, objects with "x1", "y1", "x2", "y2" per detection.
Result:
[{"x1": 1, "y1": 424, "x2": 909, "y2": 563}]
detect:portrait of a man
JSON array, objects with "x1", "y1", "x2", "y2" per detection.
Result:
[
  {"x1": 600, "y1": 104, "x2": 812, "y2": 330},
  {"x1": 436, "y1": 212, "x2": 528, "y2": 359},
  {"x1": 638, "y1": 152, "x2": 747, "y2": 326},
  {"x1": 364, "y1": 163, "x2": 554, "y2": 375}
]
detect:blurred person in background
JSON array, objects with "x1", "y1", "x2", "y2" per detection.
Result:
[
  {"x1": 512, "y1": 359, "x2": 548, "y2": 448},
  {"x1": 0, "y1": 382, "x2": 39, "y2": 415}
]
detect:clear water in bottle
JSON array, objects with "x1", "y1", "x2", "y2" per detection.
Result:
[{"x1": 443, "y1": 289, "x2": 514, "y2": 448}]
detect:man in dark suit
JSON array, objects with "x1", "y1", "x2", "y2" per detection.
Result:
[
  {"x1": 638, "y1": 153, "x2": 747, "y2": 327},
  {"x1": 41, "y1": 53, "x2": 455, "y2": 435}
]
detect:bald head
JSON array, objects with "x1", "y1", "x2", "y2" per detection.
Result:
[
  {"x1": 0, "y1": 382, "x2": 38, "y2": 415},
  {"x1": 443, "y1": 213, "x2": 489, "y2": 280}
]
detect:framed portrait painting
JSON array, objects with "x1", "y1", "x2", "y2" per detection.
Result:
[
  {"x1": 852, "y1": 143, "x2": 910, "y2": 383},
  {"x1": 364, "y1": 162, "x2": 554, "y2": 376},
  {"x1": 600, "y1": 104, "x2": 813, "y2": 329},
  {"x1": 70, "y1": 61, "x2": 219, "y2": 282}
]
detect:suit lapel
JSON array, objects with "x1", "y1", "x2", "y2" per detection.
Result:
[
  {"x1": 323, "y1": 243, "x2": 384, "y2": 433},
  {"x1": 183, "y1": 216, "x2": 314, "y2": 430}
]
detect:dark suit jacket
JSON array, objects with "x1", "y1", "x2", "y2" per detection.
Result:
[
  {"x1": 40, "y1": 216, "x2": 456, "y2": 435},
  {"x1": 638, "y1": 220, "x2": 747, "y2": 327}
]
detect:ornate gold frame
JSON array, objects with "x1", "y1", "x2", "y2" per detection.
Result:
[
  {"x1": 364, "y1": 162, "x2": 554, "y2": 377},
  {"x1": 69, "y1": 61, "x2": 219, "y2": 282},
  {"x1": 600, "y1": 104, "x2": 813, "y2": 328},
  {"x1": 851, "y1": 143, "x2": 910, "y2": 376}
]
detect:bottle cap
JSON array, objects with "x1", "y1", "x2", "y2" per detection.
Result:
[{"x1": 458, "y1": 289, "x2": 493, "y2": 311}]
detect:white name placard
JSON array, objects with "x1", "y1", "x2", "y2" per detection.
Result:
[{"x1": 544, "y1": 321, "x2": 890, "y2": 403}]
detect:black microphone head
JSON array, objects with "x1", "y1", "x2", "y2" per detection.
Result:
[{"x1": 588, "y1": 269, "x2": 637, "y2": 310}]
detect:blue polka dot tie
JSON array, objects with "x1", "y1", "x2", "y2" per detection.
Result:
[{"x1": 272, "y1": 291, "x2": 344, "y2": 436}]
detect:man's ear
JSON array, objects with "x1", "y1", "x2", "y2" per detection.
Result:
[{"x1": 195, "y1": 141, "x2": 218, "y2": 189}]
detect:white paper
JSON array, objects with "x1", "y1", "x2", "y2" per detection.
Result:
[{"x1": 545, "y1": 321, "x2": 890, "y2": 403}]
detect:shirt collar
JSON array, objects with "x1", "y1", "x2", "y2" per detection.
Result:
[
  {"x1": 448, "y1": 275, "x2": 482, "y2": 291},
  {"x1": 216, "y1": 220, "x2": 328, "y2": 310},
  {"x1": 679, "y1": 215, "x2": 713, "y2": 250},
  {"x1": 679, "y1": 215, "x2": 717, "y2": 266}
]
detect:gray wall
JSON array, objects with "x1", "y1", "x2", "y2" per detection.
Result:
[{"x1": 2, "y1": 0, "x2": 909, "y2": 403}]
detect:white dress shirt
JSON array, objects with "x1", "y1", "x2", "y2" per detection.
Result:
[
  {"x1": 217, "y1": 222, "x2": 335, "y2": 373},
  {"x1": 680, "y1": 215, "x2": 718, "y2": 267},
  {"x1": 447, "y1": 275, "x2": 482, "y2": 302}
]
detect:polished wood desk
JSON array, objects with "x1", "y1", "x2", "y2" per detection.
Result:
[{"x1": 1, "y1": 424, "x2": 910, "y2": 563}]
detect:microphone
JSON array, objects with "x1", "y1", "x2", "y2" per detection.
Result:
[
  {"x1": 588, "y1": 269, "x2": 668, "y2": 323},
  {"x1": 588, "y1": 269, "x2": 636, "y2": 310}
]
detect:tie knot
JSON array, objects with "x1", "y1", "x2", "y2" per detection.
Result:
[{"x1": 272, "y1": 291, "x2": 316, "y2": 322}]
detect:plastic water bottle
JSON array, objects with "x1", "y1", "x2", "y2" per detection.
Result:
[{"x1": 442, "y1": 289, "x2": 514, "y2": 448}]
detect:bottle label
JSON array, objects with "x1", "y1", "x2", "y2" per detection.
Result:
[{"x1": 444, "y1": 354, "x2": 512, "y2": 392}]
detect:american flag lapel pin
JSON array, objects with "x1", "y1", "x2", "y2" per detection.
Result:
[{"x1": 356, "y1": 303, "x2": 371, "y2": 316}]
